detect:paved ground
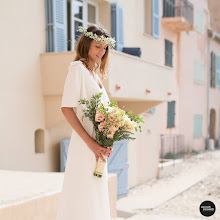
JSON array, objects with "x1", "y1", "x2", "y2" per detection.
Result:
[
  {"x1": 1, "y1": 148, "x2": 219, "y2": 220},
  {"x1": 112, "y1": 148, "x2": 220, "y2": 220}
]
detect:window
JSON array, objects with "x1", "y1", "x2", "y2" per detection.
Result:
[
  {"x1": 45, "y1": 0, "x2": 98, "y2": 52},
  {"x1": 165, "y1": 39, "x2": 173, "y2": 67},
  {"x1": 215, "y1": 53, "x2": 220, "y2": 88},
  {"x1": 211, "y1": 51, "x2": 220, "y2": 88},
  {"x1": 194, "y1": 60, "x2": 204, "y2": 84},
  {"x1": 144, "y1": 0, "x2": 159, "y2": 38},
  {"x1": 69, "y1": 0, "x2": 98, "y2": 51},
  {"x1": 193, "y1": 115, "x2": 202, "y2": 138},
  {"x1": 167, "y1": 101, "x2": 175, "y2": 128},
  {"x1": 211, "y1": 51, "x2": 215, "y2": 87},
  {"x1": 111, "y1": 2, "x2": 124, "y2": 51},
  {"x1": 88, "y1": 3, "x2": 96, "y2": 23},
  {"x1": 196, "y1": 9, "x2": 203, "y2": 34},
  {"x1": 45, "y1": 0, "x2": 67, "y2": 52}
]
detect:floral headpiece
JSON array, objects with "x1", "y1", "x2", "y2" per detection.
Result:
[{"x1": 77, "y1": 26, "x2": 116, "y2": 49}]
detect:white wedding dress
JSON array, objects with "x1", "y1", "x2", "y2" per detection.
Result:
[{"x1": 56, "y1": 60, "x2": 111, "y2": 220}]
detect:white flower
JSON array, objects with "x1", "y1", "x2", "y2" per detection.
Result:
[{"x1": 77, "y1": 25, "x2": 116, "y2": 49}]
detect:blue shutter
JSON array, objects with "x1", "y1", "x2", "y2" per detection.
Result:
[
  {"x1": 165, "y1": 39, "x2": 173, "y2": 67},
  {"x1": 194, "y1": 60, "x2": 204, "y2": 84},
  {"x1": 111, "y1": 2, "x2": 124, "y2": 52},
  {"x1": 107, "y1": 139, "x2": 129, "y2": 197},
  {"x1": 167, "y1": 101, "x2": 175, "y2": 128},
  {"x1": 46, "y1": 0, "x2": 53, "y2": 52},
  {"x1": 215, "y1": 54, "x2": 220, "y2": 88},
  {"x1": 152, "y1": 0, "x2": 160, "y2": 38},
  {"x1": 196, "y1": 9, "x2": 203, "y2": 34},
  {"x1": 211, "y1": 52, "x2": 215, "y2": 87},
  {"x1": 60, "y1": 138, "x2": 70, "y2": 172},
  {"x1": 194, "y1": 115, "x2": 202, "y2": 138},
  {"x1": 45, "y1": 0, "x2": 67, "y2": 52}
]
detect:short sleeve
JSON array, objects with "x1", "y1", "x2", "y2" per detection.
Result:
[{"x1": 61, "y1": 63, "x2": 82, "y2": 108}]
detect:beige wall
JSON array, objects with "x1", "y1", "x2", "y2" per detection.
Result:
[{"x1": 0, "y1": 0, "x2": 47, "y2": 170}]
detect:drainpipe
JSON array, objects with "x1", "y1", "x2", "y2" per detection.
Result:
[{"x1": 204, "y1": 8, "x2": 215, "y2": 150}]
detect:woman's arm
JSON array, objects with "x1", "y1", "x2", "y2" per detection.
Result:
[
  {"x1": 61, "y1": 107, "x2": 93, "y2": 145},
  {"x1": 61, "y1": 107, "x2": 112, "y2": 162}
]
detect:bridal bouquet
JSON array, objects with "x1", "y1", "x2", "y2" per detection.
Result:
[{"x1": 79, "y1": 92, "x2": 145, "y2": 178}]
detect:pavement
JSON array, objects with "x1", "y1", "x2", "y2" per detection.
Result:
[
  {"x1": 1, "y1": 149, "x2": 219, "y2": 220},
  {"x1": 111, "y1": 148, "x2": 220, "y2": 220},
  {"x1": 112, "y1": 213, "x2": 205, "y2": 220}
]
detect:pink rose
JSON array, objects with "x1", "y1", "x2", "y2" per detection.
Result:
[
  {"x1": 109, "y1": 126, "x2": 118, "y2": 133},
  {"x1": 113, "y1": 122, "x2": 119, "y2": 129},
  {"x1": 98, "y1": 120, "x2": 107, "y2": 132},
  {"x1": 95, "y1": 112, "x2": 105, "y2": 122},
  {"x1": 108, "y1": 119, "x2": 114, "y2": 125},
  {"x1": 107, "y1": 131, "x2": 114, "y2": 139}
]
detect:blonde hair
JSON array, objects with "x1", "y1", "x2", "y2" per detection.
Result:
[{"x1": 74, "y1": 24, "x2": 111, "y2": 80}]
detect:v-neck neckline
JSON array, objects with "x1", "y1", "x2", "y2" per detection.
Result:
[{"x1": 79, "y1": 60, "x2": 103, "y2": 89}]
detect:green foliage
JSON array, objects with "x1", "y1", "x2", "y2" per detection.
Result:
[
  {"x1": 164, "y1": 152, "x2": 177, "y2": 159},
  {"x1": 78, "y1": 92, "x2": 145, "y2": 147},
  {"x1": 191, "y1": 150, "x2": 199, "y2": 155}
]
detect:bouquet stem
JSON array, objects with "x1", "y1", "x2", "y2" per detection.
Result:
[{"x1": 93, "y1": 153, "x2": 108, "y2": 178}]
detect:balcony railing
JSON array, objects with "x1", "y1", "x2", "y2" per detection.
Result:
[{"x1": 163, "y1": 0, "x2": 194, "y2": 27}]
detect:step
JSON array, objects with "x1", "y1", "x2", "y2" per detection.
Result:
[
  {"x1": 157, "y1": 158, "x2": 183, "y2": 178},
  {"x1": 0, "y1": 170, "x2": 117, "y2": 220}
]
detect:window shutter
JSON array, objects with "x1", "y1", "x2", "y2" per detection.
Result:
[
  {"x1": 165, "y1": 39, "x2": 173, "y2": 67},
  {"x1": 111, "y1": 2, "x2": 124, "y2": 52},
  {"x1": 152, "y1": 0, "x2": 160, "y2": 38},
  {"x1": 45, "y1": 0, "x2": 67, "y2": 52},
  {"x1": 196, "y1": 9, "x2": 203, "y2": 33},
  {"x1": 194, "y1": 60, "x2": 204, "y2": 84},
  {"x1": 194, "y1": 115, "x2": 202, "y2": 138},
  {"x1": 211, "y1": 52, "x2": 215, "y2": 87},
  {"x1": 167, "y1": 101, "x2": 175, "y2": 128},
  {"x1": 215, "y1": 54, "x2": 220, "y2": 88}
]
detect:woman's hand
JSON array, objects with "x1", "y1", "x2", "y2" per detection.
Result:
[
  {"x1": 106, "y1": 146, "x2": 113, "y2": 158},
  {"x1": 61, "y1": 108, "x2": 114, "y2": 161},
  {"x1": 94, "y1": 145, "x2": 113, "y2": 163},
  {"x1": 87, "y1": 139, "x2": 113, "y2": 162}
]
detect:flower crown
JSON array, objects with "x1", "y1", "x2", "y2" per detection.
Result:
[{"x1": 77, "y1": 26, "x2": 116, "y2": 49}]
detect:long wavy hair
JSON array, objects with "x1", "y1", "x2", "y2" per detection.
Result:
[{"x1": 74, "y1": 24, "x2": 111, "y2": 80}]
